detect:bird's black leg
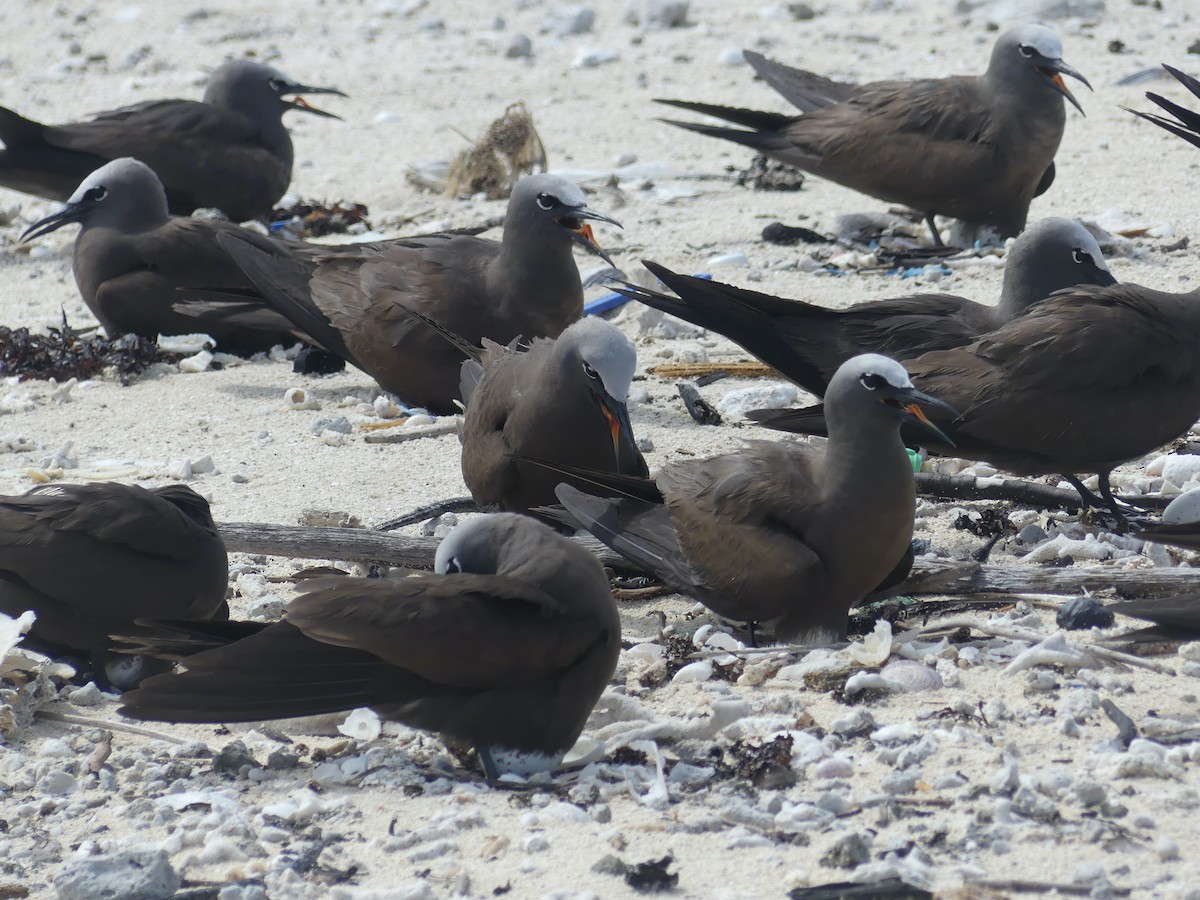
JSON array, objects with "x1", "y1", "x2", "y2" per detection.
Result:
[
  {"x1": 924, "y1": 213, "x2": 944, "y2": 248},
  {"x1": 1063, "y1": 474, "x2": 1107, "y2": 510},
  {"x1": 477, "y1": 746, "x2": 501, "y2": 784}
]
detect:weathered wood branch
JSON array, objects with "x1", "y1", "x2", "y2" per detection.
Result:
[
  {"x1": 220, "y1": 522, "x2": 1199, "y2": 601},
  {"x1": 887, "y1": 558, "x2": 1200, "y2": 601},
  {"x1": 218, "y1": 522, "x2": 634, "y2": 571},
  {"x1": 914, "y1": 472, "x2": 1172, "y2": 512}
]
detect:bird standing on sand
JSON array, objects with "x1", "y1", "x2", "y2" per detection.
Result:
[
  {"x1": 0, "y1": 59, "x2": 345, "y2": 221},
  {"x1": 120, "y1": 514, "x2": 621, "y2": 781},
  {"x1": 217, "y1": 173, "x2": 621, "y2": 414},
  {"x1": 547, "y1": 355, "x2": 955, "y2": 641},
  {"x1": 20, "y1": 158, "x2": 310, "y2": 355},
  {"x1": 751, "y1": 280, "x2": 1200, "y2": 514},
  {"x1": 616, "y1": 218, "x2": 1113, "y2": 397},
  {"x1": 457, "y1": 316, "x2": 648, "y2": 515},
  {"x1": 659, "y1": 25, "x2": 1089, "y2": 243},
  {"x1": 0, "y1": 482, "x2": 228, "y2": 690}
]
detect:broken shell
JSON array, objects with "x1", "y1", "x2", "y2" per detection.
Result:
[
  {"x1": 373, "y1": 396, "x2": 402, "y2": 419},
  {"x1": 178, "y1": 349, "x2": 213, "y2": 373},
  {"x1": 284, "y1": 387, "x2": 321, "y2": 411},
  {"x1": 879, "y1": 659, "x2": 944, "y2": 693},
  {"x1": 672, "y1": 660, "x2": 713, "y2": 683}
]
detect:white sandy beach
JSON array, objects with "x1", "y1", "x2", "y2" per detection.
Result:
[{"x1": 2, "y1": 0, "x2": 1200, "y2": 897}]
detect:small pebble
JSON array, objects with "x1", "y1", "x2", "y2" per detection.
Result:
[
  {"x1": 572, "y1": 48, "x2": 619, "y2": 68},
  {"x1": 505, "y1": 34, "x2": 533, "y2": 58},
  {"x1": 1056, "y1": 596, "x2": 1115, "y2": 630},
  {"x1": 1156, "y1": 837, "x2": 1181, "y2": 861}
]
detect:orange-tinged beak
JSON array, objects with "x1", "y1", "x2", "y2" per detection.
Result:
[{"x1": 599, "y1": 398, "x2": 622, "y2": 456}]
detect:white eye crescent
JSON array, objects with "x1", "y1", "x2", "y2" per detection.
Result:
[
  {"x1": 536, "y1": 193, "x2": 555, "y2": 211},
  {"x1": 1018, "y1": 44, "x2": 1035, "y2": 59}
]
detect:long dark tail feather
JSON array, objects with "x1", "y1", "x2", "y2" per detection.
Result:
[
  {"x1": 119, "y1": 622, "x2": 440, "y2": 724},
  {"x1": 1107, "y1": 596, "x2": 1200, "y2": 641},
  {"x1": 1136, "y1": 524, "x2": 1200, "y2": 550},
  {"x1": 397, "y1": 306, "x2": 482, "y2": 362},
  {"x1": 746, "y1": 404, "x2": 831, "y2": 435},
  {"x1": 658, "y1": 118, "x2": 785, "y2": 153},
  {"x1": 114, "y1": 619, "x2": 270, "y2": 661},
  {"x1": 654, "y1": 99, "x2": 794, "y2": 132},
  {"x1": 216, "y1": 232, "x2": 354, "y2": 360},
  {"x1": 555, "y1": 484, "x2": 700, "y2": 591},
  {"x1": 742, "y1": 50, "x2": 857, "y2": 113},
  {"x1": 0, "y1": 106, "x2": 47, "y2": 146},
  {"x1": 1164, "y1": 64, "x2": 1200, "y2": 101},
  {"x1": 516, "y1": 455, "x2": 664, "y2": 503}
]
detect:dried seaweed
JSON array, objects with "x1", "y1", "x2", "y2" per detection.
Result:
[
  {"x1": 445, "y1": 102, "x2": 547, "y2": 200},
  {"x1": 269, "y1": 199, "x2": 370, "y2": 237},
  {"x1": 734, "y1": 155, "x2": 806, "y2": 191},
  {"x1": 0, "y1": 317, "x2": 178, "y2": 384},
  {"x1": 952, "y1": 506, "x2": 1015, "y2": 538},
  {"x1": 624, "y1": 855, "x2": 678, "y2": 893},
  {"x1": 711, "y1": 734, "x2": 796, "y2": 788}
]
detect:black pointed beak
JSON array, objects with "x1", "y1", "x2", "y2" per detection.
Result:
[
  {"x1": 882, "y1": 385, "x2": 959, "y2": 447},
  {"x1": 560, "y1": 206, "x2": 622, "y2": 267},
  {"x1": 280, "y1": 82, "x2": 348, "y2": 120},
  {"x1": 21, "y1": 200, "x2": 91, "y2": 242},
  {"x1": 593, "y1": 390, "x2": 643, "y2": 474},
  {"x1": 1089, "y1": 262, "x2": 1118, "y2": 287},
  {"x1": 1039, "y1": 59, "x2": 1091, "y2": 116}
]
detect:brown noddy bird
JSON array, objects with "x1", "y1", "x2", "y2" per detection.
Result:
[
  {"x1": 0, "y1": 481, "x2": 228, "y2": 689},
  {"x1": 658, "y1": 25, "x2": 1089, "y2": 242},
  {"x1": 457, "y1": 316, "x2": 648, "y2": 514},
  {"x1": 1128, "y1": 65, "x2": 1200, "y2": 150},
  {"x1": 750, "y1": 280, "x2": 1200, "y2": 512},
  {"x1": 20, "y1": 158, "x2": 313, "y2": 355},
  {"x1": 119, "y1": 513, "x2": 621, "y2": 781},
  {"x1": 215, "y1": 173, "x2": 620, "y2": 413},
  {"x1": 546, "y1": 354, "x2": 955, "y2": 640},
  {"x1": 615, "y1": 218, "x2": 1114, "y2": 397},
  {"x1": 0, "y1": 60, "x2": 344, "y2": 221}
]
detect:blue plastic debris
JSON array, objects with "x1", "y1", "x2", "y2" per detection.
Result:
[
  {"x1": 898, "y1": 265, "x2": 952, "y2": 279},
  {"x1": 585, "y1": 273, "x2": 712, "y2": 316}
]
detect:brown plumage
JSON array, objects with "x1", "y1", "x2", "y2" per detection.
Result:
[
  {"x1": 0, "y1": 60, "x2": 344, "y2": 221},
  {"x1": 550, "y1": 355, "x2": 955, "y2": 640},
  {"x1": 217, "y1": 173, "x2": 619, "y2": 414},
  {"x1": 617, "y1": 218, "x2": 1114, "y2": 396},
  {"x1": 20, "y1": 158, "x2": 311, "y2": 355},
  {"x1": 659, "y1": 25, "x2": 1089, "y2": 241},
  {"x1": 120, "y1": 514, "x2": 620, "y2": 780},
  {"x1": 0, "y1": 482, "x2": 227, "y2": 689},
  {"x1": 752, "y1": 282, "x2": 1200, "y2": 511},
  {"x1": 456, "y1": 316, "x2": 647, "y2": 514}
]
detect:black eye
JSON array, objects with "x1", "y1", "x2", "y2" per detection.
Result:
[
  {"x1": 443, "y1": 557, "x2": 461, "y2": 574},
  {"x1": 268, "y1": 78, "x2": 286, "y2": 93},
  {"x1": 1018, "y1": 44, "x2": 1035, "y2": 59},
  {"x1": 536, "y1": 193, "x2": 556, "y2": 211},
  {"x1": 860, "y1": 372, "x2": 887, "y2": 391},
  {"x1": 86, "y1": 186, "x2": 107, "y2": 202},
  {"x1": 583, "y1": 361, "x2": 599, "y2": 380},
  {"x1": 1072, "y1": 249, "x2": 1091, "y2": 265}
]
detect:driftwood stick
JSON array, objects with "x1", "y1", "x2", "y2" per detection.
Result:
[
  {"x1": 914, "y1": 472, "x2": 1172, "y2": 511},
  {"x1": 220, "y1": 524, "x2": 1194, "y2": 601},
  {"x1": 889, "y1": 558, "x2": 1200, "y2": 601},
  {"x1": 218, "y1": 522, "x2": 633, "y2": 571}
]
